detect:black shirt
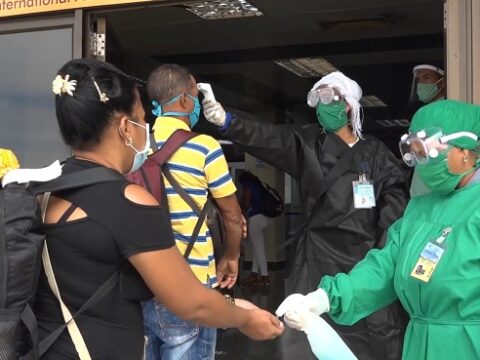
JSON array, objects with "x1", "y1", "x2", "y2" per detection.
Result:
[{"x1": 35, "y1": 158, "x2": 175, "y2": 359}]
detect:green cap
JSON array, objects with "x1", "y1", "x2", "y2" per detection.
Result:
[{"x1": 410, "y1": 99, "x2": 480, "y2": 149}]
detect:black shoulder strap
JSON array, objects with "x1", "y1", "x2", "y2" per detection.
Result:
[
  {"x1": 20, "y1": 271, "x2": 119, "y2": 360},
  {"x1": 163, "y1": 169, "x2": 202, "y2": 215},
  {"x1": 184, "y1": 197, "x2": 211, "y2": 260},
  {"x1": 163, "y1": 168, "x2": 212, "y2": 259},
  {"x1": 31, "y1": 167, "x2": 123, "y2": 195},
  {"x1": 152, "y1": 129, "x2": 211, "y2": 259}
]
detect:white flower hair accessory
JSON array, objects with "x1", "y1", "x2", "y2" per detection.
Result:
[{"x1": 52, "y1": 75, "x2": 77, "y2": 97}]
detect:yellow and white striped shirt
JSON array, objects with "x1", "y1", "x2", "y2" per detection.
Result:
[{"x1": 153, "y1": 117, "x2": 236, "y2": 285}]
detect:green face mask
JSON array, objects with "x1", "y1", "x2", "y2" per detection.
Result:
[
  {"x1": 417, "y1": 151, "x2": 476, "y2": 195},
  {"x1": 316, "y1": 101, "x2": 349, "y2": 132},
  {"x1": 417, "y1": 83, "x2": 439, "y2": 103}
]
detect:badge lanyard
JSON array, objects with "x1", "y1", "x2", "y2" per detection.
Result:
[
  {"x1": 410, "y1": 227, "x2": 451, "y2": 283},
  {"x1": 353, "y1": 161, "x2": 376, "y2": 209}
]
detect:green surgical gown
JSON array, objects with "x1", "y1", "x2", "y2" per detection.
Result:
[{"x1": 320, "y1": 182, "x2": 480, "y2": 360}]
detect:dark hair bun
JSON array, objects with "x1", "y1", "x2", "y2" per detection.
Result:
[{"x1": 55, "y1": 58, "x2": 138, "y2": 150}]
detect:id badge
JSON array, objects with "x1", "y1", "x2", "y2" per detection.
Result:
[
  {"x1": 410, "y1": 228, "x2": 450, "y2": 283},
  {"x1": 353, "y1": 180, "x2": 376, "y2": 209}
]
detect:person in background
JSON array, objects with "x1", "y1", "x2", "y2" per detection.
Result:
[
  {"x1": 239, "y1": 171, "x2": 271, "y2": 286},
  {"x1": 34, "y1": 58, "x2": 283, "y2": 360},
  {"x1": 410, "y1": 64, "x2": 446, "y2": 104},
  {"x1": 202, "y1": 71, "x2": 408, "y2": 360},
  {"x1": 409, "y1": 64, "x2": 446, "y2": 197},
  {"x1": 277, "y1": 99, "x2": 480, "y2": 360}
]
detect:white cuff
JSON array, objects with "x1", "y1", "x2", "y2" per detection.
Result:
[{"x1": 306, "y1": 288, "x2": 330, "y2": 315}]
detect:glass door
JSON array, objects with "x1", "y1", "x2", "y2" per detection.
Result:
[{"x1": 0, "y1": 13, "x2": 82, "y2": 167}]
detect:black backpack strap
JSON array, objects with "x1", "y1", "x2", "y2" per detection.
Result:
[
  {"x1": 20, "y1": 271, "x2": 119, "y2": 360},
  {"x1": 163, "y1": 167, "x2": 212, "y2": 259},
  {"x1": 150, "y1": 130, "x2": 211, "y2": 259},
  {"x1": 163, "y1": 168, "x2": 202, "y2": 215},
  {"x1": 20, "y1": 304, "x2": 39, "y2": 360},
  {"x1": 183, "y1": 197, "x2": 212, "y2": 260},
  {"x1": 31, "y1": 167, "x2": 123, "y2": 194}
]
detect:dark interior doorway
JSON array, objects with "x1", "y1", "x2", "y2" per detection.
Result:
[{"x1": 96, "y1": 0, "x2": 444, "y2": 156}]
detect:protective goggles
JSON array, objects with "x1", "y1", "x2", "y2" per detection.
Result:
[
  {"x1": 307, "y1": 86, "x2": 342, "y2": 108},
  {"x1": 399, "y1": 129, "x2": 478, "y2": 167}
]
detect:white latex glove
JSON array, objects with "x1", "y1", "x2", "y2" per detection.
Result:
[
  {"x1": 284, "y1": 309, "x2": 318, "y2": 332},
  {"x1": 275, "y1": 288, "x2": 330, "y2": 319},
  {"x1": 202, "y1": 99, "x2": 226, "y2": 126}
]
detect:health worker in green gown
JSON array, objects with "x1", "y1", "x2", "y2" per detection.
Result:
[{"x1": 276, "y1": 99, "x2": 480, "y2": 360}]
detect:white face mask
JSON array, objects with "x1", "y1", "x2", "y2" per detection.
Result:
[{"x1": 125, "y1": 120, "x2": 150, "y2": 174}]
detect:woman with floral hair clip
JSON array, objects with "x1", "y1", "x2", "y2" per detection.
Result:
[{"x1": 33, "y1": 58, "x2": 283, "y2": 360}]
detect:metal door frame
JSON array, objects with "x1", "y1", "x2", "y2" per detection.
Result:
[{"x1": 445, "y1": 0, "x2": 480, "y2": 104}]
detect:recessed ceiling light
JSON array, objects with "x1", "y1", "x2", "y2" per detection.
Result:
[
  {"x1": 275, "y1": 57, "x2": 338, "y2": 78},
  {"x1": 186, "y1": 0, "x2": 263, "y2": 20},
  {"x1": 361, "y1": 95, "x2": 388, "y2": 108}
]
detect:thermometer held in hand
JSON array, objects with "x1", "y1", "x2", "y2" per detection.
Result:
[
  {"x1": 197, "y1": 83, "x2": 221, "y2": 121},
  {"x1": 197, "y1": 83, "x2": 217, "y2": 102}
]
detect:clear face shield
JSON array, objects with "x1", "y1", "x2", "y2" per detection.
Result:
[
  {"x1": 409, "y1": 65, "x2": 445, "y2": 104},
  {"x1": 307, "y1": 85, "x2": 343, "y2": 108},
  {"x1": 399, "y1": 128, "x2": 478, "y2": 167}
]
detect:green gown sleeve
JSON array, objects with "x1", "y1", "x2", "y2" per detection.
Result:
[{"x1": 319, "y1": 218, "x2": 403, "y2": 326}]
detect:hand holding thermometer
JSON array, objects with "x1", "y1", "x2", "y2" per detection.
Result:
[
  {"x1": 197, "y1": 83, "x2": 216, "y2": 102},
  {"x1": 197, "y1": 83, "x2": 222, "y2": 122}
]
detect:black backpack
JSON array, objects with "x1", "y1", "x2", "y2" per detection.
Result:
[
  {"x1": 0, "y1": 167, "x2": 122, "y2": 360},
  {"x1": 126, "y1": 129, "x2": 225, "y2": 260},
  {"x1": 258, "y1": 179, "x2": 284, "y2": 218}
]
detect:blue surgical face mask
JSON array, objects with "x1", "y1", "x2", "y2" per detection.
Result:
[
  {"x1": 125, "y1": 120, "x2": 150, "y2": 174},
  {"x1": 152, "y1": 93, "x2": 201, "y2": 129},
  {"x1": 189, "y1": 96, "x2": 201, "y2": 128}
]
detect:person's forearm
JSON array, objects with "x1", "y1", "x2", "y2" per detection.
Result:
[
  {"x1": 187, "y1": 287, "x2": 248, "y2": 328},
  {"x1": 222, "y1": 213, "x2": 242, "y2": 259}
]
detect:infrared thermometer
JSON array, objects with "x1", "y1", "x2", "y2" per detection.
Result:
[
  {"x1": 197, "y1": 83, "x2": 217, "y2": 102},
  {"x1": 197, "y1": 83, "x2": 221, "y2": 121}
]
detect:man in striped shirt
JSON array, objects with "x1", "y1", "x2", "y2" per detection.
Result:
[{"x1": 142, "y1": 64, "x2": 244, "y2": 360}]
